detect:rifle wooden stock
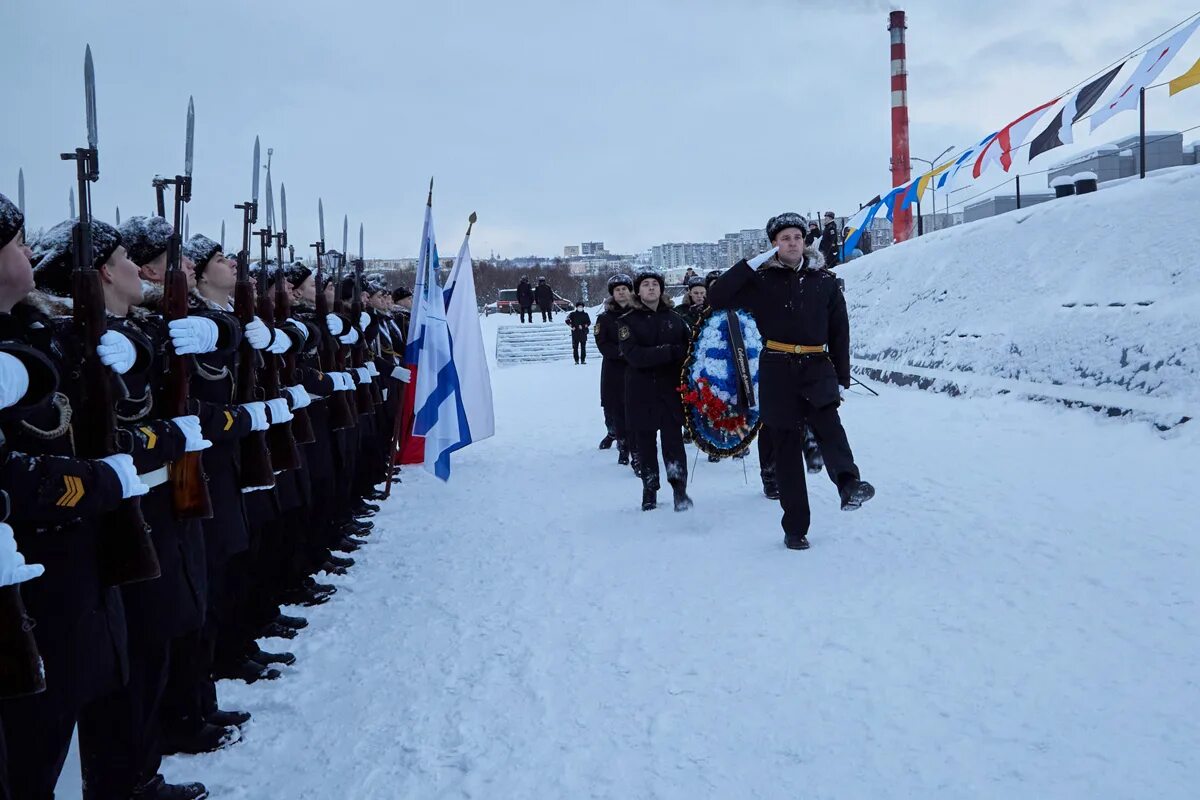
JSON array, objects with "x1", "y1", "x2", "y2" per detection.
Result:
[
  {"x1": 74, "y1": 262, "x2": 160, "y2": 586},
  {"x1": 164, "y1": 240, "x2": 213, "y2": 520},
  {"x1": 0, "y1": 585, "x2": 46, "y2": 699},
  {"x1": 255, "y1": 278, "x2": 300, "y2": 472},
  {"x1": 234, "y1": 277, "x2": 275, "y2": 489},
  {"x1": 274, "y1": 279, "x2": 315, "y2": 444},
  {"x1": 315, "y1": 290, "x2": 355, "y2": 430}
]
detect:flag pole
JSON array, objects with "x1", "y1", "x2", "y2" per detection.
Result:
[{"x1": 1139, "y1": 87, "x2": 1147, "y2": 179}]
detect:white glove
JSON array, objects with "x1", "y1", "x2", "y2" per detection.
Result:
[
  {"x1": 284, "y1": 385, "x2": 312, "y2": 409},
  {"x1": 244, "y1": 317, "x2": 271, "y2": 350},
  {"x1": 0, "y1": 522, "x2": 44, "y2": 588},
  {"x1": 99, "y1": 453, "x2": 151, "y2": 498},
  {"x1": 170, "y1": 415, "x2": 212, "y2": 453},
  {"x1": 266, "y1": 397, "x2": 294, "y2": 424},
  {"x1": 241, "y1": 401, "x2": 269, "y2": 431},
  {"x1": 359, "y1": 311, "x2": 370, "y2": 330},
  {"x1": 286, "y1": 318, "x2": 309, "y2": 344},
  {"x1": 337, "y1": 372, "x2": 355, "y2": 391},
  {"x1": 325, "y1": 316, "x2": 344, "y2": 337},
  {"x1": 365, "y1": 361, "x2": 379, "y2": 377},
  {"x1": 97, "y1": 330, "x2": 137, "y2": 374},
  {"x1": 168, "y1": 317, "x2": 220, "y2": 355},
  {"x1": 747, "y1": 246, "x2": 779, "y2": 270},
  {"x1": 267, "y1": 328, "x2": 291, "y2": 354},
  {"x1": 391, "y1": 365, "x2": 412, "y2": 383},
  {"x1": 338, "y1": 326, "x2": 359, "y2": 345},
  {"x1": 353, "y1": 367, "x2": 371, "y2": 385},
  {"x1": 838, "y1": 386, "x2": 846, "y2": 402},
  {"x1": 0, "y1": 352, "x2": 30, "y2": 410}
]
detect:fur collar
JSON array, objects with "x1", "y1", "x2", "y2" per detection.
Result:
[
  {"x1": 603, "y1": 297, "x2": 635, "y2": 314},
  {"x1": 760, "y1": 244, "x2": 826, "y2": 272},
  {"x1": 18, "y1": 290, "x2": 72, "y2": 318},
  {"x1": 628, "y1": 294, "x2": 675, "y2": 312}
]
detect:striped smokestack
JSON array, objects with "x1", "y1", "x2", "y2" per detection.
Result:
[{"x1": 889, "y1": 9, "x2": 912, "y2": 243}]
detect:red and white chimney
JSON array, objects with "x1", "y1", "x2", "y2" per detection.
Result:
[{"x1": 889, "y1": 9, "x2": 912, "y2": 243}]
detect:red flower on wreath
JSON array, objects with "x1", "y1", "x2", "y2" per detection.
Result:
[{"x1": 678, "y1": 378, "x2": 748, "y2": 432}]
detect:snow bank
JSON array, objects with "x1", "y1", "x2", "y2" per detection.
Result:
[{"x1": 838, "y1": 165, "x2": 1200, "y2": 424}]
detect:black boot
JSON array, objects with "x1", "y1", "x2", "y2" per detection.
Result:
[
  {"x1": 641, "y1": 486, "x2": 657, "y2": 511},
  {"x1": 206, "y1": 708, "x2": 251, "y2": 728},
  {"x1": 317, "y1": 561, "x2": 348, "y2": 576},
  {"x1": 670, "y1": 480, "x2": 693, "y2": 512},
  {"x1": 761, "y1": 472, "x2": 780, "y2": 500},
  {"x1": 274, "y1": 613, "x2": 308, "y2": 630},
  {"x1": 617, "y1": 442, "x2": 629, "y2": 465},
  {"x1": 247, "y1": 644, "x2": 296, "y2": 667},
  {"x1": 839, "y1": 478, "x2": 876, "y2": 511},
  {"x1": 163, "y1": 722, "x2": 241, "y2": 755},
  {"x1": 325, "y1": 552, "x2": 355, "y2": 569},
  {"x1": 332, "y1": 535, "x2": 364, "y2": 553},
  {"x1": 598, "y1": 434, "x2": 614, "y2": 450},
  {"x1": 260, "y1": 621, "x2": 298, "y2": 640},
  {"x1": 784, "y1": 533, "x2": 810, "y2": 550},
  {"x1": 132, "y1": 775, "x2": 209, "y2": 800}
]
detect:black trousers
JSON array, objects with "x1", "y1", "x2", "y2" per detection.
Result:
[
  {"x1": 78, "y1": 634, "x2": 171, "y2": 798},
  {"x1": 770, "y1": 400, "x2": 859, "y2": 538},
  {"x1": 603, "y1": 405, "x2": 626, "y2": 442},
  {"x1": 634, "y1": 426, "x2": 687, "y2": 491},
  {"x1": 572, "y1": 337, "x2": 587, "y2": 363},
  {"x1": 759, "y1": 424, "x2": 825, "y2": 486},
  {"x1": 519, "y1": 306, "x2": 533, "y2": 323},
  {"x1": 539, "y1": 306, "x2": 552, "y2": 322}
]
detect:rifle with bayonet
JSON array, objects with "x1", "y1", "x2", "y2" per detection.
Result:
[
  {"x1": 159, "y1": 96, "x2": 213, "y2": 519},
  {"x1": 233, "y1": 136, "x2": 276, "y2": 489},
  {"x1": 311, "y1": 201, "x2": 355, "y2": 430},
  {"x1": 255, "y1": 156, "x2": 299, "y2": 471},
  {"x1": 352, "y1": 224, "x2": 383, "y2": 406},
  {"x1": 274, "y1": 182, "x2": 315, "y2": 444},
  {"x1": 61, "y1": 45, "x2": 160, "y2": 585},
  {"x1": 336, "y1": 216, "x2": 372, "y2": 415}
]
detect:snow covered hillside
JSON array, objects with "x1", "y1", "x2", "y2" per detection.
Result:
[
  {"x1": 136, "y1": 319, "x2": 1200, "y2": 799},
  {"x1": 839, "y1": 166, "x2": 1200, "y2": 425}
]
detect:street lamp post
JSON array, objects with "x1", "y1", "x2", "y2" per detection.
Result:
[{"x1": 912, "y1": 146, "x2": 954, "y2": 234}]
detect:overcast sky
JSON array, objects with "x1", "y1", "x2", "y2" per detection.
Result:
[{"x1": 3, "y1": 0, "x2": 1199, "y2": 258}]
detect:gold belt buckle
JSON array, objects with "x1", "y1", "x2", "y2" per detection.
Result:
[{"x1": 792, "y1": 344, "x2": 803, "y2": 354}]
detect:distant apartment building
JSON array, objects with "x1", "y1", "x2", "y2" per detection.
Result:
[
  {"x1": 563, "y1": 245, "x2": 581, "y2": 258},
  {"x1": 650, "y1": 228, "x2": 770, "y2": 271},
  {"x1": 581, "y1": 241, "x2": 606, "y2": 256}
]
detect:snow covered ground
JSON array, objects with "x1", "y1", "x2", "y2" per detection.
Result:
[
  {"x1": 94, "y1": 313, "x2": 1194, "y2": 799},
  {"x1": 840, "y1": 165, "x2": 1200, "y2": 424}
]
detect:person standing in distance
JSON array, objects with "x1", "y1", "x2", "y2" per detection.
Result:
[
  {"x1": 708, "y1": 213, "x2": 873, "y2": 550},
  {"x1": 565, "y1": 301, "x2": 591, "y2": 364}
]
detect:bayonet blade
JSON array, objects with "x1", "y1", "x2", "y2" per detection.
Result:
[
  {"x1": 251, "y1": 136, "x2": 260, "y2": 203},
  {"x1": 280, "y1": 184, "x2": 287, "y2": 234},
  {"x1": 359, "y1": 223, "x2": 363, "y2": 262},
  {"x1": 220, "y1": 220, "x2": 225, "y2": 250},
  {"x1": 116, "y1": 205, "x2": 121, "y2": 225},
  {"x1": 184, "y1": 96, "x2": 195, "y2": 179},
  {"x1": 342, "y1": 215, "x2": 347, "y2": 258},
  {"x1": 184, "y1": 213, "x2": 190, "y2": 241},
  {"x1": 17, "y1": 169, "x2": 24, "y2": 216},
  {"x1": 69, "y1": 188, "x2": 76, "y2": 219},
  {"x1": 264, "y1": 164, "x2": 275, "y2": 232},
  {"x1": 84, "y1": 45, "x2": 98, "y2": 149}
]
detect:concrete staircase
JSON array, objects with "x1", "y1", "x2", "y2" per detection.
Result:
[{"x1": 495, "y1": 321, "x2": 599, "y2": 364}]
